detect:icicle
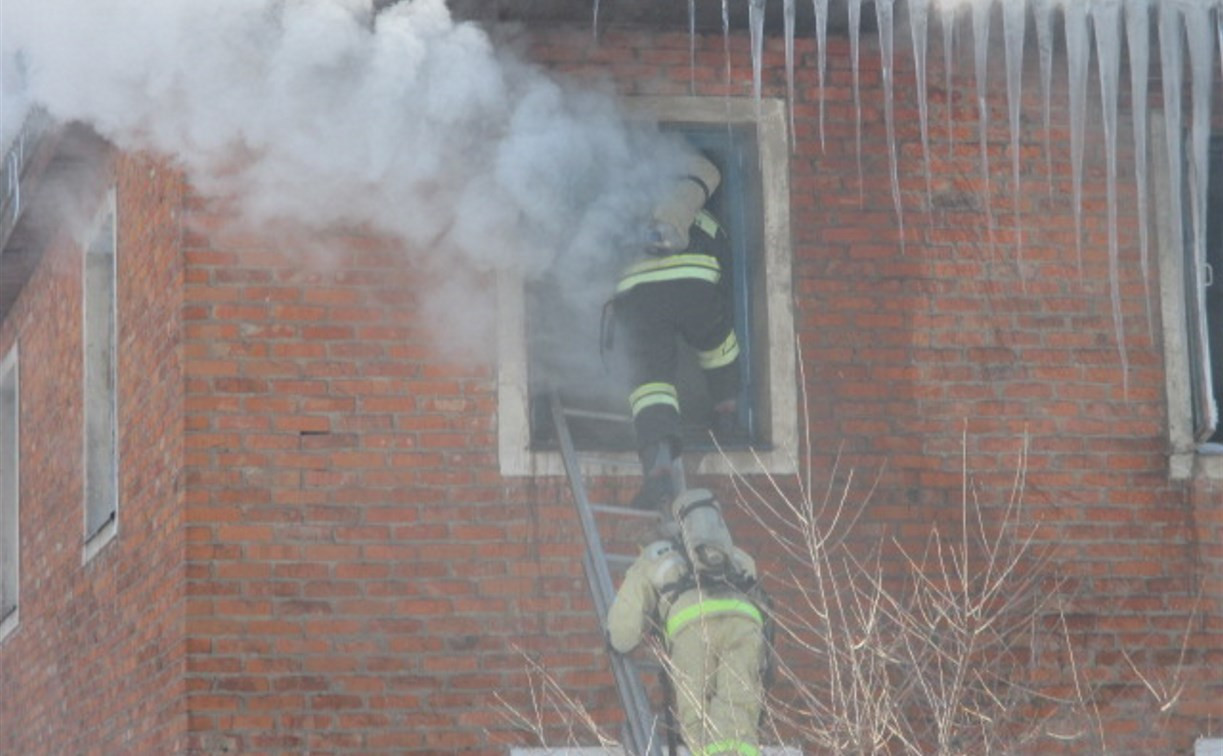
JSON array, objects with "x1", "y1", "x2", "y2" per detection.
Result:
[
  {"x1": 940, "y1": 1, "x2": 957, "y2": 158},
  {"x1": 876, "y1": 0, "x2": 905, "y2": 253},
  {"x1": 689, "y1": 0, "x2": 697, "y2": 94},
  {"x1": 1064, "y1": 0, "x2": 1090, "y2": 279},
  {"x1": 1124, "y1": 0, "x2": 1154, "y2": 343},
  {"x1": 784, "y1": 0, "x2": 796, "y2": 145},
  {"x1": 721, "y1": 0, "x2": 733, "y2": 108},
  {"x1": 750, "y1": 0, "x2": 766, "y2": 118},
  {"x1": 1033, "y1": 0, "x2": 1055, "y2": 197},
  {"x1": 849, "y1": 0, "x2": 864, "y2": 203},
  {"x1": 1092, "y1": 0, "x2": 1128, "y2": 396},
  {"x1": 971, "y1": 0, "x2": 995, "y2": 253},
  {"x1": 812, "y1": 0, "x2": 829, "y2": 151},
  {"x1": 1003, "y1": 0, "x2": 1026, "y2": 284},
  {"x1": 909, "y1": 0, "x2": 933, "y2": 207}
]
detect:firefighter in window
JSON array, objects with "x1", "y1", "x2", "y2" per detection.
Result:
[
  {"x1": 612, "y1": 147, "x2": 741, "y2": 511},
  {"x1": 606, "y1": 489, "x2": 770, "y2": 756}
]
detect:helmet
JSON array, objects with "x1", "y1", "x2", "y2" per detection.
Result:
[
  {"x1": 641, "y1": 539, "x2": 688, "y2": 590},
  {"x1": 647, "y1": 151, "x2": 722, "y2": 254}
]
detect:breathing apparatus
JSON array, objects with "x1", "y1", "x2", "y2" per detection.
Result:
[{"x1": 670, "y1": 488, "x2": 735, "y2": 574}]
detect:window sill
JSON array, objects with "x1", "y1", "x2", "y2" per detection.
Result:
[
  {"x1": 83, "y1": 516, "x2": 117, "y2": 564},
  {"x1": 1169, "y1": 448, "x2": 1223, "y2": 481},
  {"x1": 0, "y1": 606, "x2": 17, "y2": 643},
  {"x1": 498, "y1": 445, "x2": 795, "y2": 480}
]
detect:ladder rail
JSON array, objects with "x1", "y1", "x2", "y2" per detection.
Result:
[{"x1": 550, "y1": 392, "x2": 663, "y2": 756}]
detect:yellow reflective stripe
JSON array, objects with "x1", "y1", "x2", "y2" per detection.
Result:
[
  {"x1": 693, "y1": 209, "x2": 721, "y2": 239},
  {"x1": 616, "y1": 254, "x2": 721, "y2": 293},
  {"x1": 665, "y1": 598, "x2": 762, "y2": 639},
  {"x1": 696, "y1": 741, "x2": 759, "y2": 756},
  {"x1": 697, "y1": 330, "x2": 740, "y2": 369},
  {"x1": 629, "y1": 382, "x2": 678, "y2": 417}
]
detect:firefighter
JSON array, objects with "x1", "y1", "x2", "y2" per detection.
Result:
[
  {"x1": 613, "y1": 148, "x2": 741, "y2": 511},
  {"x1": 606, "y1": 489, "x2": 768, "y2": 756}
]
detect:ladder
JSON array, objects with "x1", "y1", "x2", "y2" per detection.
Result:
[{"x1": 549, "y1": 391, "x2": 681, "y2": 756}]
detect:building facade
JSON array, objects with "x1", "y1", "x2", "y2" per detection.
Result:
[{"x1": 1, "y1": 7, "x2": 1220, "y2": 755}]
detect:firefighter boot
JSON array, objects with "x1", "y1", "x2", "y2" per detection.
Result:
[
  {"x1": 711, "y1": 398, "x2": 740, "y2": 445},
  {"x1": 631, "y1": 442, "x2": 676, "y2": 511}
]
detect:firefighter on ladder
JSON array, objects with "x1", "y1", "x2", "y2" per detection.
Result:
[
  {"x1": 611, "y1": 148, "x2": 742, "y2": 511},
  {"x1": 607, "y1": 489, "x2": 770, "y2": 756}
]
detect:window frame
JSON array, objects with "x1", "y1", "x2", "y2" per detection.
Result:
[
  {"x1": 497, "y1": 96, "x2": 796, "y2": 478},
  {"x1": 0, "y1": 343, "x2": 19, "y2": 642},
  {"x1": 1153, "y1": 112, "x2": 1223, "y2": 480},
  {"x1": 82, "y1": 188, "x2": 119, "y2": 561}
]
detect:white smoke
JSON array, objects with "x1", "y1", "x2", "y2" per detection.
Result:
[{"x1": 2, "y1": 0, "x2": 690, "y2": 358}]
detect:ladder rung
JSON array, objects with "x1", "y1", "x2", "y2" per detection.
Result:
[
  {"x1": 605, "y1": 553, "x2": 638, "y2": 569},
  {"x1": 575, "y1": 453, "x2": 640, "y2": 470},
  {"x1": 562, "y1": 407, "x2": 634, "y2": 423},
  {"x1": 591, "y1": 503, "x2": 663, "y2": 519}
]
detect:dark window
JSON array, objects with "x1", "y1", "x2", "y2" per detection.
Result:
[
  {"x1": 1198, "y1": 138, "x2": 1223, "y2": 443},
  {"x1": 526, "y1": 122, "x2": 766, "y2": 453},
  {"x1": 84, "y1": 199, "x2": 118, "y2": 542},
  {"x1": 0, "y1": 348, "x2": 18, "y2": 630}
]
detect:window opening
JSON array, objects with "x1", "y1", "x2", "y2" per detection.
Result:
[
  {"x1": 0, "y1": 346, "x2": 19, "y2": 638},
  {"x1": 83, "y1": 192, "x2": 118, "y2": 547},
  {"x1": 1195, "y1": 137, "x2": 1223, "y2": 443},
  {"x1": 525, "y1": 122, "x2": 765, "y2": 454}
]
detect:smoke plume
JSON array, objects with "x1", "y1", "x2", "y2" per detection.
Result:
[{"x1": 2, "y1": 0, "x2": 690, "y2": 359}]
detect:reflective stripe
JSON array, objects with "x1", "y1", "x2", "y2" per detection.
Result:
[
  {"x1": 696, "y1": 741, "x2": 759, "y2": 756},
  {"x1": 665, "y1": 597, "x2": 762, "y2": 639},
  {"x1": 616, "y1": 254, "x2": 721, "y2": 294},
  {"x1": 693, "y1": 209, "x2": 721, "y2": 239},
  {"x1": 629, "y1": 382, "x2": 679, "y2": 417},
  {"x1": 697, "y1": 330, "x2": 740, "y2": 369}
]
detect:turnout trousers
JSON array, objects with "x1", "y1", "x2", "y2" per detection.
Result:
[
  {"x1": 615, "y1": 274, "x2": 740, "y2": 463},
  {"x1": 668, "y1": 613, "x2": 766, "y2": 756}
]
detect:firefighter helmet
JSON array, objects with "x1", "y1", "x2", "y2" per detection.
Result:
[{"x1": 647, "y1": 150, "x2": 722, "y2": 254}]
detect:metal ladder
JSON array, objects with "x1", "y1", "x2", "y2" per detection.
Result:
[{"x1": 549, "y1": 391, "x2": 683, "y2": 756}]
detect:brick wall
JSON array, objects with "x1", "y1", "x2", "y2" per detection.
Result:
[
  {"x1": 178, "y1": 225, "x2": 582, "y2": 753},
  {"x1": 0, "y1": 152, "x2": 187, "y2": 754}
]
